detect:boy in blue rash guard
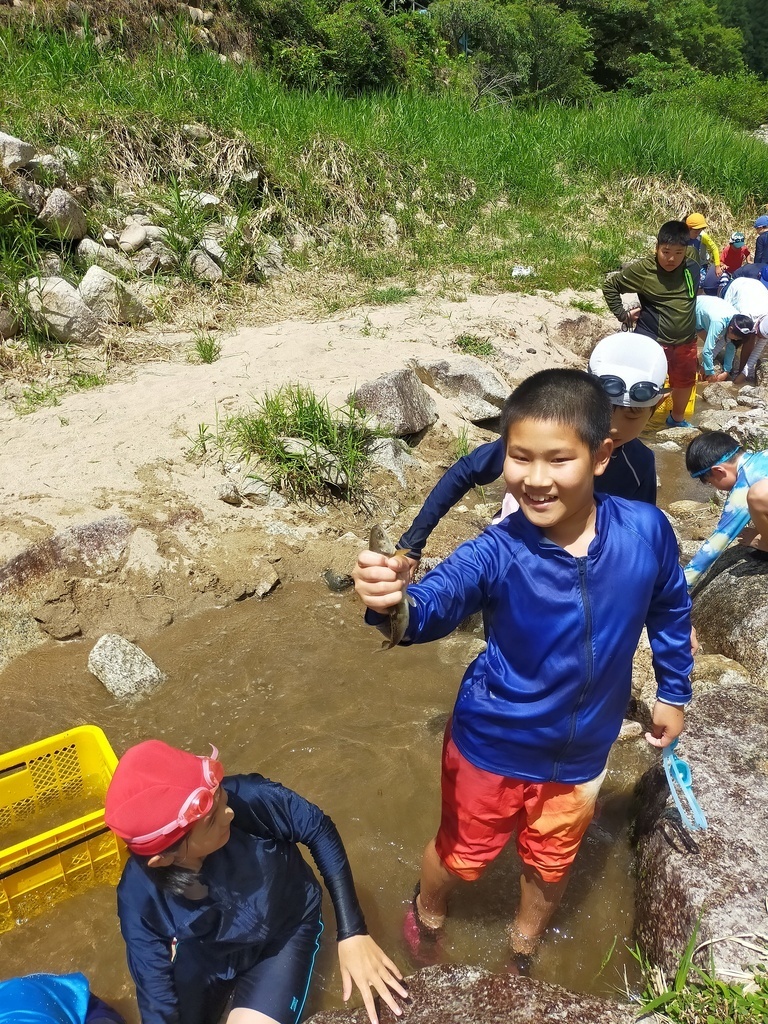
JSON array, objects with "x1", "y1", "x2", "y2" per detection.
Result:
[
  {"x1": 684, "y1": 431, "x2": 768, "y2": 590},
  {"x1": 105, "y1": 741, "x2": 406, "y2": 1024},
  {"x1": 355, "y1": 369, "x2": 692, "y2": 965},
  {"x1": 397, "y1": 333, "x2": 666, "y2": 569}
]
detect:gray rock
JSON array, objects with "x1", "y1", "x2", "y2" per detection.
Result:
[
  {"x1": 379, "y1": 212, "x2": 398, "y2": 245},
  {"x1": 701, "y1": 382, "x2": 735, "y2": 409},
  {"x1": 181, "y1": 122, "x2": 212, "y2": 142},
  {"x1": 7, "y1": 175, "x2": 45, "y2": 213},
  {"x1": 367, "y1": 436, "x2": 421, "y2": 487},
  {"x1": 736, "y1": 391, "x2": 764, "y2": 408},
  {"x1": 118, "y1": 224, "x2": 148, "y2": 254},
  {"x1": 144, "y1": 225, "x2": 170, "y2": 243},
  {"x1": 278, "y1": 437, "x2": 349, "y2": 489},
  {"x1": 239, "y1": 477, "x2": 272, "y2": 505},
  {"x1": 189, "y1": 248, "x2": 223, "y2": 283},
  {"x1": 53, "y1": 145, "x2": 81, "y2": 169},
  {"x1": 654, "y1": 425, "x2": 700, "y2": 442},
  {"x1": 23, "y1": 275, "x2": 103, "y2": 346},
  {"x1": 307, "y1": 964, "x2": 635, "y2": 1024},
  {"x1": 87, "y1": 633, "x2": 166, "y2": 699},
  {"x1": 78, "y1": 265, "x2": 154, "y2": 324},
  {"x1": 655, "y1": 440, "x2": 681, "y2": 452},
  {"x1": 0, "y1": 130, "x2": 35, "y2": 172},
  {"x1": 75, "y1": 237, "x2": 134, "y2": 278},
  {"x1": 253, "y1": 239, "x2": 285, "y2": 278},
  {"x1": 39, "y1": 251, "x2": 63, "y2": 276},
  {"x1": 180, "y1": 188, "x2": 220, "y2": 210},
  {"x1": 217, "y1": 481, "x2": 242, "y2": 506},
  {"x1": 690, "y1": 545, "x2": 768, "y2": 686},
  {"x1": 692, "y1": 653, "x2": 751, "y2": 694},
  {"x1": 0, "y1": 305, "x2": 19, "y2": 340},
  {"x1": 101, "y1": 228, "x2": 119, "y2": 248},
  {"x1": 410, "y1": 356, "x2": 510, "y2": 422},
  {"x1": 633, "y1": 684, "x2": 768, "y2": 980},
  {"x1": 199, "y1": 235, "x2": 227, "y2": 267},
  {"x1": 37, "y1": 188, "x2": 87, "y2": 240},
  {"x1": 353, "y1": 369, "x2": 439, "y2": 437},
  {"x1": 140, "y1": 242, "x2": 176, "y2": 273},
  {"x1": 27, "y1": 154, "x2": 67, "y2": 184}
]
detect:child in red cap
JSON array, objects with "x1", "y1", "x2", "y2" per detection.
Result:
[{"x1": 105, "y1": 740, "x2": 405, "y2": 1024}]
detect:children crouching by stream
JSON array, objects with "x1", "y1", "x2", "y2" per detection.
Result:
[{"x1": 354, "y1": 368, "x2": 694, "y2": 968}]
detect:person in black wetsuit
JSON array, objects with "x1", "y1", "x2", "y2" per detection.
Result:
[
  {"x1": 105, "y1": 740, "x2": 406, "y2": 1024},
  {"x1": 397, "y1": 332, "x2": 668, "y2": 571}
]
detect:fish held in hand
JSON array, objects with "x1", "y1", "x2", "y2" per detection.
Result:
[{"x1": 369, "y1": 525, "x2": 413, "y2": 650}]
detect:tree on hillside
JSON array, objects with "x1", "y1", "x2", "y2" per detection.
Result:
[{"x1": 715, "y1": 0, "x2": 768, "y2": 77}]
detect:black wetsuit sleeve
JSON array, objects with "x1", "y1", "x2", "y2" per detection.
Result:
[
  {"x1": 397, "y1": 438, "x2": 505, "y2": 558},
  {"x1": 224, "y1": 775, "x2": 367, "y2": 941}
]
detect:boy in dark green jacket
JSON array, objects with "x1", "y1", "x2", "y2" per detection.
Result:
[{"x1": 603, "y1": 220, "x2": 698, "y2": 428}]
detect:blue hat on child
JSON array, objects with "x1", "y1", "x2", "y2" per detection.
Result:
[{"x1": 754, "y1": 215, "x2": 768, "y2": 229}]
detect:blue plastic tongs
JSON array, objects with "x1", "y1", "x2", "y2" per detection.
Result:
[{"x1": 662, "y1": 738, "x2": 708, "y2": 832}]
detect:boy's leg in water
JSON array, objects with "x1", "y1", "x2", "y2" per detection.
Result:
[
  {"x1": 747, "y1": 480, "x2": 768, "y2": 553},
  {"x1": 417, "y1": 838, "x2": 459, "y2": 928},
  {"x1": 510, "y1": 772, "x2": 606, "y2": 956}
]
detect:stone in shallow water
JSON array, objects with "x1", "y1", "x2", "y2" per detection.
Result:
[
  {"x1": 87, "y1": 633, "x2": 166, "y2": 699},
  {"x1": 306, "y1": 964, "x2": 636, "y2": 1024}
]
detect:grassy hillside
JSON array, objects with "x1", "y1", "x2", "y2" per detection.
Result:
[{"x1": 2, "y1": 23, "x2": 768, "y2": 315}]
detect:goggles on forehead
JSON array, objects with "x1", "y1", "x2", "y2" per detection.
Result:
[
  {"x1": 129, "y1": 747, "x2": 224, "y2": 848},
  {"x1": 595, "y1": 374, "x2": 663, "y2": 404},
  {"x1": 690, "y1": 446, "x2": 741, "y2": 479}
]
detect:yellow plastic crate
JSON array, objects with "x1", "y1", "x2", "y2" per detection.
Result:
[{"x1": 0, "y1": 726, "x2": 127, "y2": 933}]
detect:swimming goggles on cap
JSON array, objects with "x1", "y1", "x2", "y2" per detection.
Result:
[
  {"x1": 690, "y1": 446, "x2": 741, "y2": 479},
  {"x1": 130, "y1": 747, "x2": 224, "y2": 846},
  {"x1": 662, "y1": 739, "x2": 707, "y2": 832},
  {"x1": 595, "y1": 374, "x2": 662, "y2": 404}
]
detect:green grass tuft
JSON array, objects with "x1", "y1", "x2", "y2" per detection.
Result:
[
  {"x1": 362, "y1": 285, "x2": 418, "y2": 305},
  {"x1": 570, "y1": 298, "x2": 605, "y2": 315},
  {"x1": 192, "y1": 331, "x2": 222, "y2": 364},
  {"x1": 454, "y1": 333, "x2": 494, "y2": 357}
]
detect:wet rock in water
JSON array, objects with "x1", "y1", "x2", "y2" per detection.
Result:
[
  {"x1": 691, "y1": 545, "x2": 768, "y2": 685},
  {"x1": 322, "y1": 568, "x2": 354, "y2": 592},
  {"x1": 617, "y1": 719, "x2": 643, "y2": 741},
  {"x1": 0, "y1": 514, "x2": 133, "y2": 593},
  {"x1": 88, "y1": 633, "x2": 166, "y2": 699},
  {"x1": 353, "y1": 369, "x2": 439, "y2": 437},
  {"x1": 654, "y1": 425, "x2": 699, "y2": 442},
  {"x1": 32, "y1": 581, "x2": 81, "y2": 640},
  {"x1": 37, "y1": 188, "x2": 88, "y2": 241},
  {"x1": 23, "y1": 275, "x2": 103, "y2": 346},
  {"x1": 409, "y1": 356, "x2": 510, "y2": 422},
  {"x1": 668, "y1": 500, "x2": 710, "y2": 518},
  {"x1": 0, "y1": 130, "x2": 35, "y2": 172},
  {"x1": 633, "y1": 684, "x2": 768, "y2": 979},
  {"x1": 701, "y1": 382, "x2": 736, "y2": 409},
  {"x1": 306, "y1": 964, "x2": 636, "y2": 1024},
  {"x1": 368, "y1": 436, "x2": 422, "y2": 487}
]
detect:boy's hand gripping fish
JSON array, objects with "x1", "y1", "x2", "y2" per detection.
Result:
[{"x1": 369, "y1": 525, "x2": 414, "y2": 650}]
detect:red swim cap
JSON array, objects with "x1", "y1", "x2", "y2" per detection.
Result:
[{"x1": 105, "y1": 739, "x2": 223, "y2": 855}]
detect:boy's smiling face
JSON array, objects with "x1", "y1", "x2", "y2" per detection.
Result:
[{"x1": 503, "y1": 417, "x2": 612, "y2": 547}]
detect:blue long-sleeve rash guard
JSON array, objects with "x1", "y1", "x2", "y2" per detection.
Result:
[
  {"x1": 375, "y1": 495, "x2": 692, "y2": 784},
  {"x1": 398, "y1": 435, "x2": 656, "y2": 558},
  {"x1": 117, "y1": 775, "x2": 366, "y2": 1024}
]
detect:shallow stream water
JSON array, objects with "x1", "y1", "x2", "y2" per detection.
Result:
[{"x1": 0, "y1": 583, "x2": 651, "y2": 1019}]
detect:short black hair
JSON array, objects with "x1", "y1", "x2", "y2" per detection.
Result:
[
  {"x1": 657, "y1": 220, "x2": 691, "y2": 248},
  {"x1": 685, "y1": 431, "x2": 743, "y2": 478},
  {"x1": 132, "y1": 837, "x2": 199, "y2": 896},
  {"x1": 500, "y1": 369, "x2": 611, "y2": 455}
]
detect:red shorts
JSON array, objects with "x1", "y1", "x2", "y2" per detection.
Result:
[
  {"x1": 434, "y1": 732, "x2": 605, "y2": 884},
  {"x1": 662, "y1": 339, "x2": 698, "y2": 389}
]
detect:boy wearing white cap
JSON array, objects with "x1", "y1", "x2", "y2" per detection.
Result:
[{"x1": 395, "y1": 333, "x2": 668, "y2": 569}]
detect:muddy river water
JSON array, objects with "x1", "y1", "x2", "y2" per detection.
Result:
[{"x1": 0, "y1": 580, "x2": 654, "y2": 1018}]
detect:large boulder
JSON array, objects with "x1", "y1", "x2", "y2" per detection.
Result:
[
  {"x1": 409, "y1": 356, "x2": 509, "y2": 422},
  {"x1": 75, "y1": 238, "x2": 134, "y2": 278},
  {"x1": 37, "y1": 188, "x2": 88, "y2": 241},
  {"x1": 78, "y1": 265, "x2": 153, "y2": 324},
  {"x1": 0, "y1": 130, "x2": 35, "y2": 172},
  {"x1": 87, "y1": 634, "x2": 166, "y2": 699},
  {"x1": 307, "y1": 964, "x2": 635, "y2": 1024},
  {"x1": 353, "y1": 369, "x2": 438, "y2": 437},
  {"x1": 633, "y1": 684, "x2": 768, "y2": 979},
  {"x1": 691, "y1": 545, "x2": 768, "y2": 686},
  {"x1": 23, "y1": 276, "x2": 103, "y2": 346}
]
